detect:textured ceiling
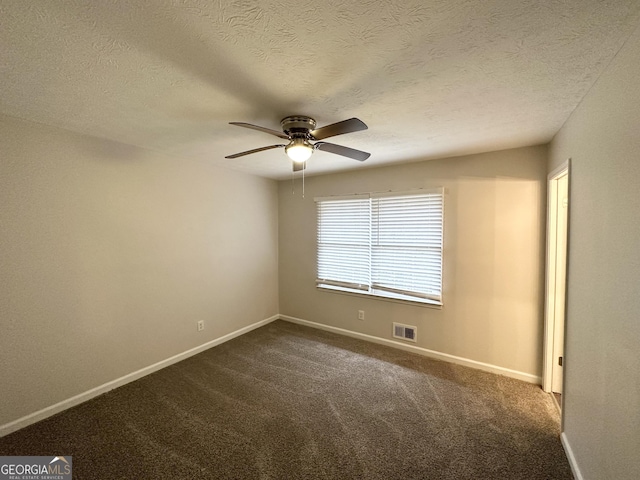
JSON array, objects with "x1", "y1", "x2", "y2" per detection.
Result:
[{"x1": 2, "y1": 1, "x2": 640, "y2": 179}]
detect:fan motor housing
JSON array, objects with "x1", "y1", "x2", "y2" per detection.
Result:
[{"x1": 281, "y1": 116, "x2": 316, "y2": 136}]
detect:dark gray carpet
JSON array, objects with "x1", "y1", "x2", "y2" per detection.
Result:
[{"x1": 0, "y1": 320, "x2": 573, "y2": 479}]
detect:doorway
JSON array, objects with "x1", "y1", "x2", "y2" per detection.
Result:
[{"x1": 543, "y1": 161, "x2": 570, "y2": 412}]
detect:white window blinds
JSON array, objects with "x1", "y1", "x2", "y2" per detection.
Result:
[
  {"x1": 371, "y1": 193, "x2": 443, "y2": 302},
  {"x1": 316, "y1": 196, "x2": 371, "y2": 291},
  {"x1": 316, "y1": 190, "x2": 443, "y2": 305}
]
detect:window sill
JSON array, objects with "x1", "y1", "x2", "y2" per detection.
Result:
[{"x1": 317, "y1": 285, "x2": 442, "y2": 309}]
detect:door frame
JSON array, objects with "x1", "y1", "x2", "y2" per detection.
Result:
[{"x1": 543, "y1": 159, "x2": 570, "y2": 400}]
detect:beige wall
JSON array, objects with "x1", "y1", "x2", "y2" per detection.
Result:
[
  {"x1": 549, "y1": 24, "x2": 640, "y2": 480},
  {"x1": 0, "y1": 115, "x2": 279, "y2": 427},
  {"x1": 279, "y1": 146, "x2": 548, "y2": 378}
]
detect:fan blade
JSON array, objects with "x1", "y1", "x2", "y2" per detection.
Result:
[
  {"x1": 292, "y1": 161, "x2": 306, "y2": 172},
  {"x1": 229, "y1": 122, "x2": 290, "y2": 140},
  {"x1": 225, "y1": 144, "x2": 285, "y2": 159},
  {"x1": 315, "y1": 142, "x2": 370, "y2": 161},
  {"x1": 310, "y1": 118, "x2": 368, "y2": 140}
]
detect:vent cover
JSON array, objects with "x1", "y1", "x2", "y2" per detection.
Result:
[{"x1": 393, "y1": 323, "x2": 417, "y2": 342}]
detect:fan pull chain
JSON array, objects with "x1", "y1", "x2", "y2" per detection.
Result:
[{"x1": 290, "y1": 164, "x2": 306, "y2": 197}]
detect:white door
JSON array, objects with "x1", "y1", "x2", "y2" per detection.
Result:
[
  {"x1": 543, "y1": 163, "x2": 570, "y2": 397},
  {"x1": 551, "y1": 173, "x2": 568, "y2": 394}
]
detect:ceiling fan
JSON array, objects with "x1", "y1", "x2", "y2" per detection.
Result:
[{"x1": 225, "y1": 116, "x2": 370, "y2": 171}]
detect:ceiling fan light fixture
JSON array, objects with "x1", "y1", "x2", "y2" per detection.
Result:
[
  {"x1": 227, "y1": 116, "x2": 370, "y2": 164},
  {"x1": 285, "y1": 137, "x2": 314, "y2": 163}
]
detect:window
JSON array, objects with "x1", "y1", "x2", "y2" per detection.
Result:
[{"x1": 316, "y1": 189, "x2": 443, "y2": 305}]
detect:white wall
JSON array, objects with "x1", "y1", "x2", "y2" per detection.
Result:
[
  {"x1": 279, "y1": 146, "x2": 547, "y2": 379},
  {"x1": 0, "y1": 114, "x2": 279, "y2": 428},
  {"x1": 549, "y1": 24, "x2": 640, "y2": 480}
]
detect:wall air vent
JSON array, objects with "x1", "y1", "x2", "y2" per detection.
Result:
[{"x1": 393, "y1": 323, "x2": 417, "y2": 343}]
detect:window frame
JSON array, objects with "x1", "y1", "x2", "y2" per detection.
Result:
[{"x1": 315, "y1": 189, "x2": 444, "y2": 307}]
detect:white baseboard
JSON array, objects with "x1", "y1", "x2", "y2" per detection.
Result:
[
  {"x1": 0, "y1": 315, "x2": 279, "y2": 438},
  {"x1": 561, "y1": 432, "x2": 584, "y2": 480},
  {"x1": 280, "y1": 315, "x2": 541, "y2": 384}
]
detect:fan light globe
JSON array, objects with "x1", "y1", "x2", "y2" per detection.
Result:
[{"x1": 285, "y1": 138, "x2": 313, "y2": 163}]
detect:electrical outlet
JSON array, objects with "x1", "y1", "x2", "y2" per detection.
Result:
[
  {"x1": 358, "y1": 310, "x2": 365, "y2": 321},
  {"x1": 197, "y1": 320, "x2": 204, "y2": 332}
]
